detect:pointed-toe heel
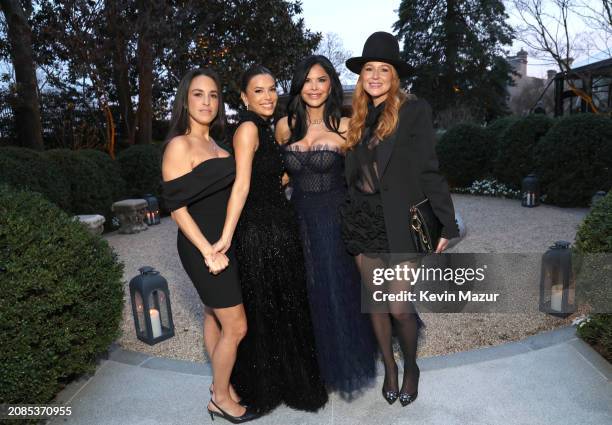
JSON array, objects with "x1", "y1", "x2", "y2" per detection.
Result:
[
  {"x1": 399, "y1": 390, "x2": 418, "y2": 407},
  {"x1": 207, "y1": 399, "x2": 260, "y2": 424},
  {"x1": 382, "y1": 389, "x2": 398, "y2": 405}
]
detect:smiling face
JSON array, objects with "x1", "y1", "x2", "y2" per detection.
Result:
[
  {"x1": 241, "y1": 73, "x2": 277, "y2": 118},
  {"x1": 300, "y1": 63, "x2": 331, "y2": 108},
  {"x1": 187, "y1": 75, "x2": 219, "y2": 126},
  {"x1": 360, "y1": 61, "x2": 393, "y2": 106}
]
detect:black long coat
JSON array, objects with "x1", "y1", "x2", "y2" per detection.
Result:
[{"x1": 345, "y1": 98, "x2": 459, "y2": 253}]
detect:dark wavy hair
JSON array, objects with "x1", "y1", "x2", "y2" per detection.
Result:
[
  {"x1": 286, "y1": 55, "x2": 344, "y2": 143},
  {"x1": 240, "y1": 64, "x2": 275, "y2": 94},
  {"x1": 163, "y1": 68, "x2": 225, "y2": 151}
]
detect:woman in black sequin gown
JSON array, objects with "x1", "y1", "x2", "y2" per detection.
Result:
[
  {"x1": 276, "y1": 56, "x2": 377, "y2": 399},
  {"x1": 212, "y1": 65, "x2": 328, "y2": 414}
]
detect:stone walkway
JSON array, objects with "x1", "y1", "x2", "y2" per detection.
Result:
[{"x1": 49, "y1": 327, "x2": 612, "y2": 425}]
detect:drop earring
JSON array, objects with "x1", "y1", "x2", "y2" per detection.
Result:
[{"x1": 245, "y1": 103, "x2": 249, "y2": 111}]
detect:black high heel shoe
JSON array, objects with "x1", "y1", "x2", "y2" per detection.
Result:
[
  {"x1": 210, "y1": 383, "x2": 248, "y2": 407},
  {"x1": 382, "y1": 388, "x2": 399, "y2": 405},
  {"x1": 399, "y1": 365, "x2": 420, "y2": 407},
  {"x1": 207, "y1": 399, "x2": 259, "y2": 423},
  {"x1": 399, "y1": 390, "x2": 418, "y2": 407}
]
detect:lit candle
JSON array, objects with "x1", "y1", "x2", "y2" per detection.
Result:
[
  {"x1": 150, "y1": 308, "x2": 162, "y2": 338},
  {"x1": 550, "y1": 284, "x2": 563, "y2": 311}
]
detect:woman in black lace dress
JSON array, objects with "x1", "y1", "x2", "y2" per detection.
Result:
[
  {"x1": 212, "y1": 65, "x2": 328, "y2": 414},
  {"x1": 276, "y1": 56, "x2": 377, "y2": 399}
]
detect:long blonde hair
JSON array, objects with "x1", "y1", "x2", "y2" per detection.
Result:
[{"x1": 346, "y1": 66, "x2": 408, "y2": 149}]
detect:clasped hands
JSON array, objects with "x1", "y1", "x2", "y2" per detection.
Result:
[{"x1": 203, "y1": 236, "x2": 232, "y2": 275}]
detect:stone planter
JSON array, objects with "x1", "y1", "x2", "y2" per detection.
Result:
[
  {"x1": 112, "y1": 199, "x2": 149, "y2": 234},
  {"x1": 74, "y1": 214, "x2": 106, "y2": 236}
]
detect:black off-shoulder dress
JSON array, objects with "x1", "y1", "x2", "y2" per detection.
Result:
[{"x1": 161, "y1": 156, "x2": 242, "y2": 308}]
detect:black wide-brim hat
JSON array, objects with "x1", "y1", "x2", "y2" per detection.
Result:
[{"x1": 346, "y1": 31, "x2": 411, "y2": 78}]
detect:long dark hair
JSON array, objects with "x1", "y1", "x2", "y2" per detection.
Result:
[
  {"x1": 286, "y1": 55, "x2": 344, "y2": 143},
  {"x1": 163, "y1": 68, "x2": 226, "y2": 151},
  {"x1": 240, "y1": 65, "x2": 275, "y2": 107}
]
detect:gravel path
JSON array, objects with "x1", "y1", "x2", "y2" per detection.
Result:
[{"x1": 106, "y1": 194, "x2": 589, "y2": 362}]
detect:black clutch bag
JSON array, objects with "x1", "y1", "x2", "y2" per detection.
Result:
[{"x1": 409, "y1": 198, "x2": 442, "y2": 253}]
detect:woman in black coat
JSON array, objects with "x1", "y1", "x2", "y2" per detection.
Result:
[{"x1": 341, "y1": 32, "x2": 459, "y2": 407}]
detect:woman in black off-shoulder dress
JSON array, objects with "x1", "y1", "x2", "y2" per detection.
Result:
[
  {"x1": 212, "y1": 65, "x2": 328, "y2": 414},
  {"x1": 161, "y1": 69, "x2": 258, "y2": 423}
]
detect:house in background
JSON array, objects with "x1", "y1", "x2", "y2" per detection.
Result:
[{"x1": 506, "y1": 49, "x2": 556, "y2": 115}]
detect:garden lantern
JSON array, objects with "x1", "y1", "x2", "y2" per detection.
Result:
[
  {"x1": 521, "y1": 174, "x2": 540, "y2": 207},
  {"x1": 539, "y1": 241, "x2": 576, "y2": 317},
  {"x1": 143, "y1": 194, "x2": 161, "y2": 225},
  {"x1": 129, "y1": 266, "x2": 175, "y2": 345},
  {"x1": 590, "y1": 191, "x2": 606, "y2": 208}
]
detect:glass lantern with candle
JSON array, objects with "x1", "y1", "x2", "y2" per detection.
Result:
[
  {"x1": 521, "y1": 174, "x2": 540, "y2": 207},
  {"x1": 539, "y1": 241, "x2": 576, "y2": 317},
  {"x1": 129, "y1": 266, "x2": 175, "y2": 344},
  {"x1": 143, "y1": 194, "x2": 161, "y2": 225}
]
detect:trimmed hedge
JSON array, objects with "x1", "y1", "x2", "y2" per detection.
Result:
[
  {"x1": 45, "y1": 149, "x2": 115, "y2": 217},
  {"x1": 0, "y1": 185, "x2": 123, "y2": 405},
  {"x1": 77, "y1": 149, "x2": 126, "y2": 204},
  {"x1": 0, "y1": 147, "x2": 71, "y2": 211},
  {"x1": 494, "y1": 114, "x2": 554, "y2": 189},
  {"x1": 535, "y1": 114, "x2": 612, "y2": 207},
  {"x1": 436, "y1": 123, "x2": 491, "y2": 187},
  {"x1": 116, "y1": 144, "x2": 162, "y2": 197},
  {"x1": 574, "y1": 191, "x2": 612, "y2": 362}
]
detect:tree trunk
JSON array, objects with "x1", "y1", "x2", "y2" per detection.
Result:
[
  {"x1": 443, "y1": 0, "x2": 459, "y2": 105},
  {"x1": 105, "y1": 1, "x2": 136, "y2": 144},
  {"x1": 1, "y1": 0, "x2": 43, "y2": 150},
  {"x1": 135, "y1": 0, "x2": 153, "y2": 145}
]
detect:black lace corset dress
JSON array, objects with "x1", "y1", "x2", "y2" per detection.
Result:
[
  {"x1": 230, "y1": 111, "x2": 328, "y2": 414},
  {"x1": 161, "y1": 157, "x2": 242, "y2": 308},
  {"x1": 283, "y1": 145, "x2": 377, "y2": 398}
]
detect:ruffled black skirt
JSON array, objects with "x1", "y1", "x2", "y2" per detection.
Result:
[{"x1": 340, "y1": 190, "x2": 389, "y2": 255}]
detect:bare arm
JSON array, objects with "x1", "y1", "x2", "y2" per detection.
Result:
[
  {"x1": 162, "y1": 137, "x2": 228, "y2": 272},
  {"x1": 275, "y1": 116, "x2": 291, "y2": 145},
  {"x1": 213, "y1": 122, "x2": 258, "y2": 254}
]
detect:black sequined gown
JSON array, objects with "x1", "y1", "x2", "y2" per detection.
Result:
[
  {"x1": 283, "y1": 145, "x2": 377, "y2": 398},
  {"x1": 230, "y1": 111, "x2": 328, "y2": 414}
]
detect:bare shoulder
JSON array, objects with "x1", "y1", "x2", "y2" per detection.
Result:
[
  {"x1": 233, "y1": 121, "x2": 259, "y2": 151},
  {"x1": 275, "y1": 116, "x2": 291, "y2": 145},
  {"x1": 162, "y1": 136, "x2": 191, "y2": 181}
]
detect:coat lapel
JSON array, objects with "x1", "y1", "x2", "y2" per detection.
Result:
[{"x1": 376, "y1": 130, "x2": 398, "y2": 178}]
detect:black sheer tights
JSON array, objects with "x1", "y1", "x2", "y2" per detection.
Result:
[{"x1": 357, "y1": 255, "x2": 420, "y2": 396}]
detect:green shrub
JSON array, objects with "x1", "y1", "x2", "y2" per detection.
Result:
[
  {"x1": 77, "y1": 149, "x2": 127, "y2": 203},
  {"x1": 574, "y1": 191, "x2": 611, "y2": 362},
  {"x1": 493, "y1": 114, "x2": 554, "y2": 189},
  {"x1": 116, "y1": 144, "x2": 162, "y2": 197},
  {"x1": 535, "y1": 114, "x2": 612, "y2": 207},
  {"x1": 484, "y1": 116, "x2": 520, "y2": 163},
  {"x1": 575, "y1": 191, "x2": 612, "y2": 254},
  {"x1": 0, "y1": 147, "x2": 71, "y2": 211},
  {"x1": 576, "y1": 315, "x2": 612, "y2": 362},
  {"x1": 0, "y1": 185, "x2": 124, "y2": 405},
  {"x1": 45, "y1": 149, "x2": 115, "y2": 217},
  {"x1": 436, "y1": 123, "x2": 491, "y2": 187}
]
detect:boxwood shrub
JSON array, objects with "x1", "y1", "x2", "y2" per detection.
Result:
[
  {"x1": 436, "y1": 123, "x2": 491, "y2": 187},
  {"x1": 76, "y1": 149, "x2": 127, "y2": 204},
  {"x1": 0, "y1": 185, "x2": 124, "y2": 405},
  {"x1": 535, "y1": 114, "x2": 612, "y2": 207},
  {"x1": 0, "y1": 147, "x2": 71, "y2": 211},
  {"x1": 116, "y1": 144, "x2": 162, "y2": 197},
  {"x1": 45, "y1": 149, "x2": 115, "y2": 217},
  {"x1": 493, "y1": 114, "x2": 554, "y2": 189},
  {"x1": 574, "y1": 191, "x2": 611, "y2": 362}
]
